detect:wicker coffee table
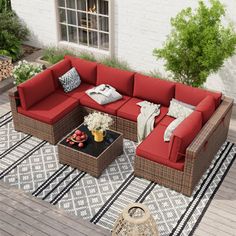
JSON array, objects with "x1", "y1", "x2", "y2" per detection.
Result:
[{"x1": 58, "y1": 124, "x2": 123, "y2": 177}]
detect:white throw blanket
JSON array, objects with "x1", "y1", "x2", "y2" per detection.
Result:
[{"x1": 137, "y1": 101, "x2": 161, "y2": 143}]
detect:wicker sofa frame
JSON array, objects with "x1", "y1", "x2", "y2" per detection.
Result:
[
  {"x1": 9, "y1": 84, "x2": 233, "y2": 196},
  {"x1": 9, "y1": 87, "x2": 83, "y2": 144},
  {"x1": 134, "y1": 96, "x2": 233, "y2": 196}
]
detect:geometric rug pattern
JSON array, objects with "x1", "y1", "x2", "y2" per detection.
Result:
[{"x1": 0, "y1": 112, "x2": 235, "y2": 235}]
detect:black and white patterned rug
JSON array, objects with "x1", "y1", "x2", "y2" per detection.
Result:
[{"x1": 0, "y1": 111, "x2": 235, "y2": 236}]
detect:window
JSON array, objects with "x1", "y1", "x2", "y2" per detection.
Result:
[{"x1": 58, "y1": 0, "x2": 110, "y2": 51}]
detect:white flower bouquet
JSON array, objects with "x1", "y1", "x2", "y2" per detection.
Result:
[
  {"x1": 13, "y1": 60, "x2": 43, "y2": 85},
  {"x1": 84, "y1": 112, "x2": 113, "y2": 132}
]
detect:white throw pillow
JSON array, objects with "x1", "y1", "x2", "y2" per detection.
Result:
[
  {"x1": 167, "y1": 98, "x2": 194, "y2": 118},
  {"x1": 59, "y1": 67, "x2": 81, "y2": 93},
  {"x1": 164, "y1": 117, "x2": 185, "y2": 142},
  {"x1": 171, "y1": 98, "x2": 196, "y2": 110},
  {"x1": 86, "y1": 84, "x2": 122, "y2": 105}
]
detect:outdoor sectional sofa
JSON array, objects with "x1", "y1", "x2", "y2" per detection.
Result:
[{"x1": 9, "y1": 55, "x2": 233, "y2": 196}]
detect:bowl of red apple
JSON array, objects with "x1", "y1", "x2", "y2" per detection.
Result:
[{"x1": 66, "y1": 129, "x2": 88, "y2": 148}]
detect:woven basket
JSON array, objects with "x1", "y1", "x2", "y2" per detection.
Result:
[{"x1": 112, "y1": 203, "x2": 159, "y2": 236}]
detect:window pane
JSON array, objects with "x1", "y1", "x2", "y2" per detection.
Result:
[
  {"x1": 79, "y1": 28, "x2": 88, "y2": 45},
  {"x1": 99, "y1": 0, "x2": 108, "y2": 15},
  {"x1": 88, "y1": 14, "x2": 97, "y2": 30},
  {"x1": 58, "y1": 0, "x2": 65, "y2": 7},
  {"x1": 88, "y1": 0, "x2": 97, "y2": 13},
  {"x1": 78, "y1": 12, "x2": 87, "y2": 27},
  {"x1": 66, "y1": 0, "x2": 75, "y2": 9},
  {"x1": 99, "y1": 16, "x2": 108, "y2": 32},
  {"x1": 68, "y1": 26, "x2": 77, "y2": 42},
  {"x1": 67, "y1": 10, "x2": 76, "y2": 25},
  {"x1": 77, "y1": 0, "x2": 86, "y2": 11},
  {"x1": 59, "y1": 8, "x2": 66, "y2": 23},
  {"x1": 89, "y1": 30, "x2": 98, "y2": 48},
  {"x1": 60, "y1": 24, "x2": 67, "y2": 41},
  {"x1": 99, "y1": 33, "x2": 109, "y2": 50}
]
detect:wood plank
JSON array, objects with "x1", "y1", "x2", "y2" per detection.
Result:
[
  {"x1": 0, "y1": 209, "x2": 48, "y2": 236},
  {"x1": 0, "y1": 181, "x2": 110, "y2": 236},
  {"x1": 0, "y1": 218, "x2": 29, "y2": 236},
  {"x1": 198, "y1": 221, "x2": 235, "y2": 236}
]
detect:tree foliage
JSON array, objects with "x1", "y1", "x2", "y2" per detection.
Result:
[{"x1": 153, "y1": 0, "x2": 236, "y2": 87}]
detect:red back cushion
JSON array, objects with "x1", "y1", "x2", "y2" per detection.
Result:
[
  {"x1": 195, "y1": 95, "x2": 215, "y2": 124},
  {"x1": 175, "y1": 83, "x2": 222, "y2": 107},
  {"x1": 64, "y1": 55, "x2": 97, "y2": 85},
  {"x1": 168, "y1": 111, "x2": 202, "y2": 162},
  {"x1": 133, "y1": 73, "x2": 175, "y2": 106},
  {"x1": 18, "y1": 69, "x2": 55, "y2": 110},
  {"x1": 49, "y1": 58, "x2": 72, "y2": 88},
  {"x1": 97, "y1": 64, "x2": 135, "y2": 96}
]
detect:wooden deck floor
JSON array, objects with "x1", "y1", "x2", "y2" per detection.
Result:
[{"x1": 0, "y1": 90, "x2": 235, "y2": 235}]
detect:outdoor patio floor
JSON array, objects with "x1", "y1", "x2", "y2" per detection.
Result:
[{"x1": 0, "y1": 87, "x2": 236, "y2": 235}]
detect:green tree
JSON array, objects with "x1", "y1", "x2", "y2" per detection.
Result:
[{"x1": 153, "y1": 0, "x2": 236, "y2": 87}]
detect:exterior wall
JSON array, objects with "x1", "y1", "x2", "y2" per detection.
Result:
[
  {"x1": 11, "y1": 0, "x2": 236, "y2": 100},
  {"x1": 113, "y1": 0, "x2": 236, "y2": 100},
  {"x1": 11, "y1": 0, "x2": 59, "y2": 47}
]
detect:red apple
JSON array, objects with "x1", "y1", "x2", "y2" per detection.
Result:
[
  {"x1": 75, "y1": 130, "x2": 82, "y2": 135},
  {"x1": 78, "y1": 142, "x2": 84, "y2": 148},
  {"x1": 66, "y1": 138, "x2": 70, "y2": 143},
  {"x1": 80, "y1": 135, "x2": 85, "y2": 140},
  {"x1": 76, "y1": 136, "x2": 81, "y2": 141},
  {"x1": 69, "y1": 141, "x2": 74, "y2": 145},
  {"x1": 72, "y1": 134, "x2": 77, "y2": 138}
]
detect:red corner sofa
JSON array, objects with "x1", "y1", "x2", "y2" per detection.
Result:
[{"x1": 9, "y1": 55, "x2": 233, "y2": 196}]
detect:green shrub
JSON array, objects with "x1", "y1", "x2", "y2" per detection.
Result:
[
  {"x1": 42, "y1": 47, "x2": 76, "y2": 64},
  {"x1": 13, "y1": 60, "x2": 43, "y2": 85},
  {"x1": 147, "y1": 69, "x2": 167, "y2": 79},
  {"x1": 153, "y1": 0, "x2": 236, "y2": 87},
  {"x1": 0, "y1": 0, "x2": 11, "y2": 13},
  {"x1": 77, "y1": 51, "x2": 96, "y2": 62},
  {"x1": 0, "y1": 11, "x2": 29, "y2": 60},
  {"x1": 99, "y1": 57, "x2": 131, "y2": 71}
]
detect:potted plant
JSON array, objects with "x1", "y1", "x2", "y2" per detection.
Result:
[
  {"x1": 84, "y1": 112, "x2": 113, "y2": 142},
  {"x1": 12, "y1": 60, "x2": 43, "y2": 85},
  {"x1": 153, "y1": 0, "x2": 236, "y2": 87}
]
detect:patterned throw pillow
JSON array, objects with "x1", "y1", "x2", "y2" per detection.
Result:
[
  {"x1": 167, "y1": 98, "x2": 194, "y2": 119},
  {"x1": 59, "y1": 67, "x2": 81, "y2": 93},
  {"x1": 164, "y1": 117, "x2": 185, "y2": 142}
]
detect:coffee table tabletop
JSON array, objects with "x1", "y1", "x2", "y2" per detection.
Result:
[{"x1": 58, "y1": 124, "x2": 123, "y2": 177}]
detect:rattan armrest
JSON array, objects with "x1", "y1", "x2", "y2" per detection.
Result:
[
  {"x1": 8, "y1": 86, "x2": 18, "y2": 97},
  {"x1": 186, "y1": 96, "x2": 233, "y2": 160}
]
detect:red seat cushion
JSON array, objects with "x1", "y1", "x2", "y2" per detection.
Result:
[
  {"x1": 133, "y1": 73, "x2": 175, "y2": 106},
  {"x1": 18, "y1": 92, "x2": 78, "y2": 124},
  {"x1": 64, "y1": 55, "x2": 97, "y2": 85},
  {"x1": 97, "y1": 64, "x2": 134, "y2": 96},
  {"x1": 136, "y1": 125, "x2": 184, "y2": 171},
  {"x1": 175, "y1": 83, "x2": 222, "y2": 107},
  {"x1": 195, "y1": 95, "x2": 215, "y2": 124},
  {"x1": 159, "y1": 115, "x2": 175, "y2": 127},
  {"x1": 56, "y1": 83, "x2": 94, "y2": 101},
  {"x1": 17, "y1": 69, "x2": 55, "y2": 110},
  {"x1": 79, "y1": 94, "x2": 131, "y2": 115},
  {"x1": 168, "y1": 111, "x2": 202, "y2": 162},
  {"x1": 117, "y1": 98, "x2": 168, "y2": 126},
  {"x1": 49, "y1": 59, "x2": 72, "y2": 88}
]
